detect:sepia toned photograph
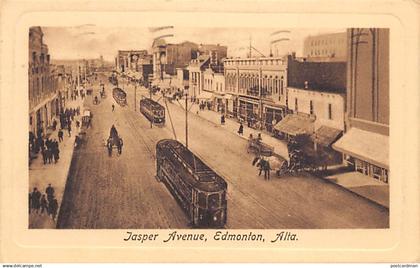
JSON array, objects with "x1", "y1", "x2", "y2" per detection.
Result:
[{"x1": 27, "y1": 25, "x2": 390, "y2": 230}]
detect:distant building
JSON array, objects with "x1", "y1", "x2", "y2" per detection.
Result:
[
  {"x1": 116, "y1": 50, "x2": 149, "y2": 73},
  {"x1": 203, "y1": 68, "x2": 226, "y2": 113},
  {"x1": 174, "y1": 68, "x2": 189, "y2": 91},
  {"x1": 152, "y1": 39, "x2": 199, "y2": 79},
  {"x1": 29, "y1": 26, "x2": 59, "y2": 137},
  {"x1": 303, "y1": 32, "x2": 347, "y2": 62},
  {"x1": 187, "y1": 55, "x2": 211, "y2": 98},
  {"x1": 198, "y1": 44, "x2": 227, "y2": 66},
  {"x1": 223, "y1": 57, "x2": 288, "y2": 130},
  {"x1": 333, "y1": 28, "x2": 389, "y2": 183}
]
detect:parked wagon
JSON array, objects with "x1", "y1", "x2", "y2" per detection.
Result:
[
  {"x1": 156, "y1": 139, "x2": 227, "y2": 228},
  {"x1": 139, "y1": 97, "x2": 165, "y2": 126},
  {"x1": 112, "y1": 87, "x2": 127, "y2": 106},
  {"x1": 247, "y1": 137, "x2": 274, "y2": 156}
]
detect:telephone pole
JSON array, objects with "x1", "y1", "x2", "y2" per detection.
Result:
[{"x1": 185, "y1": 90, "x2": 188, "y2": 149}]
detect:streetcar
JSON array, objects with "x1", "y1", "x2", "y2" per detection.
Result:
[
  {"x1": 156, "y1": 139, "x2": 227, "y2": 228},
  {"x1": 112, "y1": 87, "x2": 127, "y2": 106},
  {"x1": 139, "y1": 97, "x2": 165, "y2": 126}
]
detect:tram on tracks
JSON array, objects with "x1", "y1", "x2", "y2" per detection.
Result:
[
  {"x1": 156, "y1": 139, "x2": 227, "y2": 228},
  {"x1": 112, "y1": 87, "x2": 127, "y2": 106},
  {"x1": 139, "y1": 97, "x2": 165, "y2": 126}
]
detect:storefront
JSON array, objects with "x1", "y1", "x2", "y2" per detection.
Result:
[
  {"x1": 213, "y1": 93, "x2": 225, "y2": 113},
  {"x1": 238, "y1": 97, "x2": 260, "y2": 128},
  {"x1": 264, "y1": 105, "x2": 286, "y2": 132},
  {"x1": 332, "y1": 127, "x2": 389, "y2": 183}
]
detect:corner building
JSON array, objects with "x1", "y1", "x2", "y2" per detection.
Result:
[
  {"x1": 333, "y1": 28, "x2": 389, "y2": 183},
  {"x1": 28, "y1": 26, "x2": 59, "y2": 138}
]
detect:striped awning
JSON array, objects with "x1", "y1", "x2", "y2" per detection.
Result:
[
  {"x1": 312, "y1": 126, "x2": 342, "y2": 147},
  {"x1": 274, "y1": 114, "x2": 315, "y2": 136}
]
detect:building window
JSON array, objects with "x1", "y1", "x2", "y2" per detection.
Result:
[
  {"x1": 295, "y1": 98, "x2": 298, "y2": 112},
  {"x1": 280, "y1": 77, "x2": 284, "y2": 95},
  {"x1": 309, "y1": 100, "x2": 314, "y2": 115},
  {"x1": 328, "y1": 103, "x2": 332, "y2": 119}
]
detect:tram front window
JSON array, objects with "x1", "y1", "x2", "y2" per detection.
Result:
[{"x1": 208, "y1": 194, "x2": 219, "y2": 209}]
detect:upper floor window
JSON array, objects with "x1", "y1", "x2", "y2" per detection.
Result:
[
  {"x1": 310, "y1": 100, "x2": 314, "y2": 115},
  {"x1": 328, "y1": 103, "x2": 332, "y2": 120}
]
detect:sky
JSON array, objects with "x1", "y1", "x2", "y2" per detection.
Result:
[{"x1": 42, "y1": 25, "x2": 346, "y2": 62}]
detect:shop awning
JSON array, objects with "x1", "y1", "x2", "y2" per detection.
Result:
[
  {"x1": 197, "y1": 91, "x2": 213, "y2": 99},
  {"x1": 274, "y1": 114, "x2": 315, "y2": 136},
  {"x1": 312, "y1": 126, "x2": 342, "y2": 147},
  {"x1": 332, "y1": 128, "x2": 389, "y2": 169}
]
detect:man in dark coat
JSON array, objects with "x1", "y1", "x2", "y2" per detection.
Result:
[
  {"x1": 50, "y1": 198, "x2": 58, "y2": 221},
  {"x1": 238, "y1": 123, "x2": 244, "y2": 136},
  {"x1": 58, "y1": 129, "x2": 64, "y2": 142},
  {"x1": 40, "y1": 194, "x2": 48, "y2": 214},
  {"x1": 41, "y1": 146, "x2": 47, "y2": 164},
  {"x1": 263, "y1": 159, "x2": 271, "y2": 180},
  {"x1": 31, "y1": 188, "x2": 41, "y2": 214},
  {"x1": 46, "y1": 184, "x2": 55, "y2": 204}
]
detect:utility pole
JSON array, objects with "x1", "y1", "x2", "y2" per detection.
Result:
[
  {"x1": 259, "y1": 67, "x2": 263, "y2": 130},
  {"x1": 149, "y1": 81, "x2": 152, "y2": 129},
  {"x1": 134, "y1": 83, "x2": 137, "y2": 111},
  {"x1": 185, "y1": 87, "x2": 189, "y2": 149}
]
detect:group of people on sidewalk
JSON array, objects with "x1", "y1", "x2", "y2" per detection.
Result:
[
  {"x1": 29, "y1": 184, "x2": 59, "y2": 221},
  {"x1": 40, "y1": 138, "x2": 60, "y2": 164}
]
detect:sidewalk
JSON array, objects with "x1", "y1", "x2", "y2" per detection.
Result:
[
  {"x1": 169, "y1": 98, "x2": 290, "y2": 160},
  {"x1": 29, "y1": 97, "x2": 84, "y2": 228},
  {"x1": 168, "y1": 96, "x2": 389, "y2": 209},
  {"x1": 324, "y1": 171, "x2": 389, "y2": 208}
]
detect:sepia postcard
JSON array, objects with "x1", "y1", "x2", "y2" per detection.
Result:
[{"x1": 0, "y1": 0, "x2": 419, "y2": 263}]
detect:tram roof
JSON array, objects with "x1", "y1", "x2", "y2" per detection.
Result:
[{"x1": 157, "y1": 139, "x2": 227, "y2": 192}]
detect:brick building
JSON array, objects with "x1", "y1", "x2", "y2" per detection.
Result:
[
  {"x1": 28, "y1": 26, "x2": 59, "y2": 138},
  {"x1": 333, "y1": 28, "x2": 389, "y2": 183}
]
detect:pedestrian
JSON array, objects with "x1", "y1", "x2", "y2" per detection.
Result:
[
  {"x1": 238, "y1": 123, "x2": 244, "y2": 136},
  {"x1": 50, "y1": 198, "x2": 58, "y2": 221},
  {"x1": 40, "y1": 194, "x2": 48, "y2": 214},
  {"x1": 46, "y1": 184, "x2": 55, "y2": 204},
  {"x1": 117, "y1": 137, "x2": 123, "y2": 155},
  {"x1": 263, "y1": 159, "x2": 271, "y2": 180},
  {"x1": 41, "y1": 146, "x2": 47, "y2": 164},
  {"x1": 76, "y1": 120, "x2": 80, "y2": 129},
  {"x1": 29, "y1": 192, "x2": 32, "y2": 214},
  {"x1": 31, "y1": 187, "x2": 41, "y2": 214},
  {"x1": 257, "y1": 133, "x2": 262, "y2": 141},
  {"x1": 112, "y1": 104, "x2": 115, "y2": 112},
  {"x1": 46, "y1": 148, "x2": 53, "y2": 164},
  {"x1": 221, "y1": 115, "x2": 225, "y2": 125},
  {"x1": 52, "y1": 119, "x2": 57, "y2": 131},
  {"x1": 58, "y1": 129, "x2": 63, "y2": 142},
  {"x1": 67, "y1": 123, "x2": 72, "y2": 137},
  {"x1": 257, "y1": 157, "x2": 265, "y2": 177}
]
